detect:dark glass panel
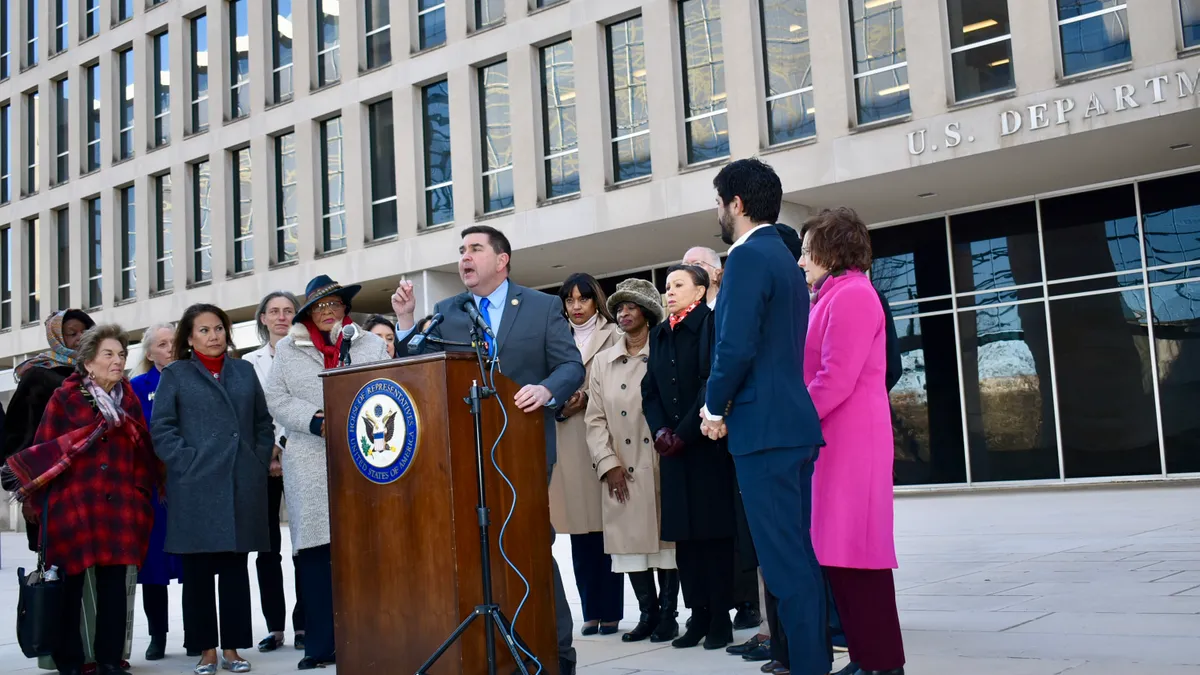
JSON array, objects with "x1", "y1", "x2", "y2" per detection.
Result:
[
  {"x1": 892, "y1": 314, "x2": 968, "y2": 485},
  {"x1": 956, "y1": 287, "x2": 1043, "y2": 308},
  {"x1": 1059, "y1": 9, "x2": 1131, "y2": 76},
  {"x1": 1184, "y1": 0, "x2": 1200, "y2": 48},
  {"x1": 871, "y1": 217, "x2": 953, "y2": 305},
  {"x1": 1140, "y1": 171, "x2": 1200, "y2": 271},
  {"x1": 951, "y1": 40, "x2": 1014, "y2": 101},
  {"x1": 855, "y1": 67, "x2": 911, "y2": 124},
  {"x1": 947, "y1": 0, "x2": 1011, "y2": 49},
  {"x1": 418, "y1": 6, "x2": 446, "y2": 50},
  {"x1": 767, "y1": 90, "x2": 816, "y2": 145},
  {"x1": 1047, "y1": 273, "x2": 1142, "y2": 297},
  {"x1": 951, "y1": 202, "x2": 1042, "y2": 293},
  {"x1": 1041, "y1": 184, "x2": 1139, "y2": 280},
  {"x1": 1150, "y1": 281, "x2": 1200, "y2": 473},
  {"x1": 1051, "y1": 289, "x2": 1160, "y2": 478}
]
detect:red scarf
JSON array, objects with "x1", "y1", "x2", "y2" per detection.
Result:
[
  {"x1": 303, "y1": 316, "x2": 353, "y2": 369},
  {"x1": 195, "y1": 351, "x2": 226, "y2": 378},
  {"x1": 669, "y1": 300, "x2": 702, "y2": 330}
]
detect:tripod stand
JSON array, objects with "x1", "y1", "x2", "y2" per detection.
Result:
[{"x1": 417, "y1": 323, "x2": 534, "y2": 675}]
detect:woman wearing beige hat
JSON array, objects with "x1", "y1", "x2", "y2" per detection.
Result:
[{"x1": 585, "y1": 278, "x2": 679, "y2": 644}]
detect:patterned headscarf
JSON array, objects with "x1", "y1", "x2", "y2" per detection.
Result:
[{"x1": 13, "y1": 311, "x2": 92, "y2": 382}]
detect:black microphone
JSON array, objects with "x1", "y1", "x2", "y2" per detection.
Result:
[
  {"x1": 338, "y1": 323, "x2": 358, "y2": 366},
  {"x1": 460, "y1": 297, "x2": 496, "y2": 341},
  {"x1": 406, "y1": 313, "x2": 445, "y2": 355}
]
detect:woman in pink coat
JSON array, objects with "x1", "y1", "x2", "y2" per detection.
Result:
[{"x1": 799, "y1": 207, "x2": 905, "y2": 675}]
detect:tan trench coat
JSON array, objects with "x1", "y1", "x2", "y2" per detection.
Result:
[
  {"x1": 584, "y1": 336, "x2": 672, "y2": 556},
  {"x1": 548, "y1": 318, "x2": 620, "y2": 534}
]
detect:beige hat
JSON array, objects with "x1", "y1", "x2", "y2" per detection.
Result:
[{"x1": 607, "y1": 278, "x2": 666, "y2": 325}]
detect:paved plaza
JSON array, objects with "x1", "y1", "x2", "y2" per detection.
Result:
[{"x1": 2, "y1": 484, "x2": 1199, "y2": 674}]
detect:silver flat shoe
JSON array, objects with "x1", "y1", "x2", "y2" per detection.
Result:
[
  {"x1": 220, "y1": 656, "x2": 252, "y2": 673},
  {"x1": 194, "y1": 663, "x2": 218, "y2": 675}
]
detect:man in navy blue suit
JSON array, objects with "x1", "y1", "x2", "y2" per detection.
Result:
[{"x1": 700, "y1": 159, "x2": 830, "y2": 675}]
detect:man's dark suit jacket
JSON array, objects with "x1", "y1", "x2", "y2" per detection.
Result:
[
  {"x1": 410, "y1": 282, "x2": 585, "y2": 470},
  {"x1": 705, "y1": 225, "x2": 824, "y2": 456}
]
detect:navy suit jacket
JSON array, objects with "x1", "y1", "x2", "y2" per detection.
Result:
[
  {"x1": 411, "y1": 282, "x2": 585, "y2": 471},
  {"x1": 705, "y1": 225, "x2": 824, "y2": 456}
]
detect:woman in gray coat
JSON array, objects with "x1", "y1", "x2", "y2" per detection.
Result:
[
  {"x1": 151, "y1": 304, "x2": 274, "y2": 674},
  {"x1": 264, "y1": 275, "x2": 388, "y2": 670}
]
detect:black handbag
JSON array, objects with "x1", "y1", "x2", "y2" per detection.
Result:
[{"x1": 15, "y1": 490, "x2": 62, "y2": 658}]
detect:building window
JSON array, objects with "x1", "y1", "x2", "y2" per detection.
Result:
[
  {"x1": 25, "y1": 0, "x2": 37, "y2": 67},
  {"x1": 0, "y1": 103, "x2": 9, "y2": 202},
  {"x1": 1, "y1": 0, "x2": 10, "y2": 78},
  {"x1": 275, "y1": 133, "x2": 298, "y2": 263},
  {"x1": 1057, "y1": 1, "x2": 1130, "y2": 77},
  {"x1": 86, "y1": 63, "x2": 100, "y2": 171},
  {"x1": 118, "y1": 48, "x2": 134, "y2": 159},
  {"x1": 229, "y1": 0, "x2": 249, "y2": 119},
  {"x1": 25, "y1": 90, "x2": 37, "y2": 195},
  {"x1": 115, "y1": 0, "x2": 132, "y2": 23},
  {"x1": 25, "y1": 216, "x2": 38, "y2": 320},
  {"x1": 422, "y1": 80, "x2": 452, "y2": 227},
  {"x1": 679, "y1": 0, "x2": 728, "y2": 164},
  {"x1": 535, "y1": 0, "x2": 565, "y2": 7},
  {"x1": 539, "y1": 41, "x2": 578, "y2": 199},
  {"x1": 760, "y1": 0, "x2": 815, "y2": 145},
  {"x1": 947, "y1": 0, "x2": 1014, "y2": 101},
  {"x1": 86, "y1": 196, "x2": 101, "y2": 306},
  {"x1": 479, "y1": 61, "x2": 512, "y2": 213},
  {"x1": 272, "y1": 0, "x2": 293, "y2": 102},
  {"x1": 119, "y1": 185, "x2": 135, "y2": 299},
  {"x1": 153, "y1": 32, "x2": 169, "y2": 147},
  {"x1": 1185, "y1": 0, "x2": 1200, "y2": 48},
  {"x1": 368, "y1": 98, "x2": 397, "y2": 239},
  {"x1": 191, "y1": 14, "x2": 209, "y2": 133},
  {"x1": 55, "y1": 208, "x2": 68, "y2": 309},
  {"x1": 231, "y1": 147, "x2": 253, "y2": 273},
  {"x1": 54, "y1": 78, "x2": 67, "y2": 184},
  {"x1": 84, "y1": 0, "x2": 98, "y2": 39},
  {"x1": 315, "y1": 0, "x2": 340, "y2": 87},
  {"x1": 52, "y1": 0, "x2": 65, "y2": 54},
  {"x1": 154, "y1": 174, "x2": 171, "y2": 291},
  {"x1": 849, "y1": 0, "x2": 910, "y2": 125},
  {"x1": 607, "y1": 17, "x2": 650, "y2": 183},
  {"x1": 192, "y1": 160, "x2": 211, "y2": 282},
  {"x1": 418, "y1": 1, "x2": 446, "y2": 50},
  {"x1": 0, "y1": 226, "x2": 11, "y2": 328},
  {"x1": 364, "y1": 0, "x2": 390, "y2": 69},
  {"x1": 320, "y1": 117, "x2": 346, "y2": 252},
  {"x1": 475, "y1": 0, "x2": 503, "y2": 30}
]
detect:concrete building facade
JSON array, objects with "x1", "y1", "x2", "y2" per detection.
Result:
[{"x1": 0, "y1": 0, "x2": 1197, "y2": 488}]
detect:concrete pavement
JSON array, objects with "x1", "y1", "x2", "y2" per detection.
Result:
[{"x1": 2, "y1": 484, "x2": 1199, "y2": 674}]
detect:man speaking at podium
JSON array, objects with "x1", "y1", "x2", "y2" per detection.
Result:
[{"x1": 392, "y1": 225, "x2": 585, "y2": 675}]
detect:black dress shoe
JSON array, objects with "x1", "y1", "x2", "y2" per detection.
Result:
[
  {"x1": 742, "y1": 641, "x2": 772, "y2": 661},
  {"x1": 703, "y1": 610, "x2": 733, "y2": 650},
  {"x1": 580, "y1": 623, "x2": 599, "y2": 636},
  {"x1": 294, "y1": 633, "x2": 306, "y2": 650},
  {"x1": 733, "y1": 604, "x2": 762, "y2": 631},
  {"x1": 297, "y1": 655, "x2": 335, "y2": 670},
  {"x1": 760, "y1": 661, "x2": 785, "y2": 674},
  {"x1": 671, "y1": 608, "x2": 708, "y2": 648},
  {"x1": 146, "y1": 633, "x2": 167, "y2": 660},
  {"x1": 97, "y1": 665, "x2": 131, "y2": 675},
  {"x1": 599, "y1": 622, "x2": 620, "y2": 635},
  {"x1": 727, "y1": 634, "x2": 767, "y2": 655},
  {"x1": 258, "y1": 634, "x2": 284, "y2": 652}
]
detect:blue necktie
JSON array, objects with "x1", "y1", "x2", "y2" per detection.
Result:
[{"x1": 479, "y1": 297, "x2": 496, "y2": 356}]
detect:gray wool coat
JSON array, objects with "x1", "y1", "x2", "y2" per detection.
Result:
[
  {"x1": 265, "y1": 323, "x2": 389, "y2": 552},
  {"x1": 151, "y1": 355, "x2": 276, "y2": 555}
]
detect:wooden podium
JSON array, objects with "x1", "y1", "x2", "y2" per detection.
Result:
[{"x1": 320, "y1": 352, "x2": 559, "y2": 675}]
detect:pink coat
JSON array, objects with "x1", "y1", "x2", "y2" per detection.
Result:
[{"x1": 804, "y1": 270, "x2": 898, "y2": 570}]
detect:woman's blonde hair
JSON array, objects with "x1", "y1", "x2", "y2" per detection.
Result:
[{"x1": 130, "y1": 322, "x2": 176, "y2": 377}]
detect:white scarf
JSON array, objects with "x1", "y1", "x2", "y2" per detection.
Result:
[
  {"x1": 86, "y1": 378, "x2": 125, "y2": 428},
  {"x1": 571, "y1": 313, "x2": 600, "y2": 352}
]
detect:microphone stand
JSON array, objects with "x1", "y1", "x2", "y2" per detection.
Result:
[{"x1": 417, "y1": 321, "x2": 531, "y2": 675}]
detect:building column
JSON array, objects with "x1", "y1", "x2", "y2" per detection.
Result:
[
  {"x1": 573, "y1": 22, "x2": 606, "y2": 196},
  {"x1": 721, "y1": 0, "x2": 764, "y2": 158},
  {"x1": 248, "y1": 0, "x2": 271, "y2": 115},
  {"x1": 1009, "y1": 1, "x2": 1057, "y2": 92},
  {"x1": 68, "y1": 65, "x2": 84, "y2": 182},
  {"x1": 342, "y1": 101, "x2": 368, "y2": 251},
  {"x1": 1127, "y1": 0, "x2": 1179, "y2": 66},
  {"x1": 132, "y1": 35, "x2": 151, "y2": 163},
  {"x1": 903, "y1": 0, "x2": 951, "y2": 118},
  {"x1": 169, "y1": 13, "x2": 187, "y2": 145},
  {"x1": 98, "y1": 195, "x2": 116, "y2": 311},
  {"x1": 207, "y1": 0, "x2": 230, "y2": 127},
  {"x1": 209, "y1": 150, "x2": 230, "y2": 281},
  {"x1": 292, "y1": 0, "x2": 314, "y2": 100},
  {"x1": 11, "y1": 217, "x2": 28, "y2": 326},
  {"x1": 448, "y1": 65, "x2": 479, "y2": 224},
  {"x1": 394, "y1": 82, "x2": 420, "y2": 238},
  {"x1": 37, "y1": 81, "x2": 52, "y2": 195},
  {"x1": 133, "y1": 174, "x2": 153, "y2": 301},
  {"x1": 510, "y1": 45, "x2": 539, "y2": 211},
  {"x1": 341, "y1": 0, "x2": 364, "y2": 83},
  {"x1": 643, "y1": 0, "x2": 683, "y2": 179},
  {"x1": 390, "y1": 0, "x2": 413, "y2": 58},
  {"x1": 67, "y1": 201, "x2": 84, "y2": 309},
  {"x1": 807, "y1": 0, "x2": 852, "y2": 139},
  {"x1": 250, "y1": 133, "x2": 272, "y2": 271},
  {"x1": 170, "y1": 162, "x2": 189, "y2": 294},
  {"x1": 14, "y1": 92, "x2": 30, "y2": 198},
  {"x1": 294, "y1": 118, "x2": 319, "y2": 263}
]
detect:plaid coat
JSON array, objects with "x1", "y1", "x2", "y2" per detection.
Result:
[{"x1": 32, "y1": 373, "x2": 159, "y2": 576}]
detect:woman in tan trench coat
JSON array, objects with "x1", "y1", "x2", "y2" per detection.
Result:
[
  {"x1": 585, "y1": 278, "x2": 679, "y2": 644},
  {"x1": 548, "y1": 273, "x2": 624, "y2": 636}
]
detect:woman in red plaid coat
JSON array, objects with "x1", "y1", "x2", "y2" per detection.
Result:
[{"x1": 4, "y1": 324, "x2": 160, "y2": 675}]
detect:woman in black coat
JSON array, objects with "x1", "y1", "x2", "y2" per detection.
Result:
[{"x1": 641, "y1": 264, "x2": 737, "y2": 651}]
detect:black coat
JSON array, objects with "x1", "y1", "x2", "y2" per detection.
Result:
[
  {"x1": 1, "y1": 364, "x2": 74, "y2": 550},
  {"x1": 642, "y1": 304, "x2": 736, "y2": 542}
]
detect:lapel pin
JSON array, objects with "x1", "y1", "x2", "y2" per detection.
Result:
[{"x1": 511, "y1": 299, "x2": 519, "y2": 306}]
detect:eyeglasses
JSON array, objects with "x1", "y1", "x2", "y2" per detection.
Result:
[{"x1": 312, "y1": 299, "x2": 345, "y2": 313}]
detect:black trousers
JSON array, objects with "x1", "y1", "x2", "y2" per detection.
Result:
[
  {"x1": 569, "y1": 532, "x2": 624, "y2": 623},
  {"x1": 182, "y1": 552, "x2": 253, "y2": 651},
  {"x1": 675, "y1": 537, "x2": 735, "y2": 612},
  {"x1": 258, "y1": 475, "x2": 306, "y2": 633},
  {"x1": 733, "y1": 552, "x2": 760, "y2": 609},
  {"x1": 295, "y1": 545, "x2": 335, "y2": 661},
  {"x1": 53, "y1": 565, "x2": 127, "y2": 669},
  {"x1": 143, "y1": 583, "x2": 169, "y2": 638}
]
